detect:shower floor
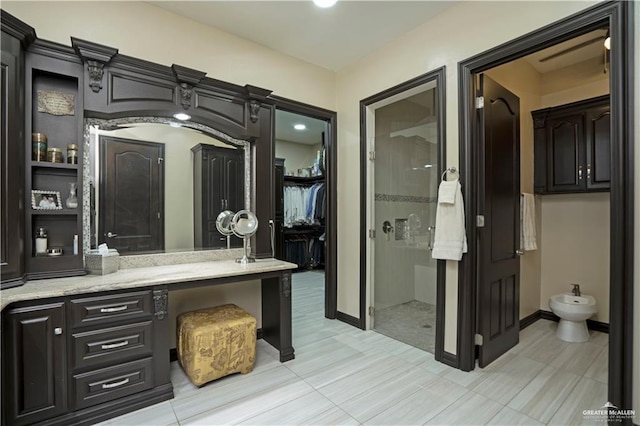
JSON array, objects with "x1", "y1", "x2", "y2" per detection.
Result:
[{"x1": 373, "y1": 300, "x2": 436, "y2": 353}]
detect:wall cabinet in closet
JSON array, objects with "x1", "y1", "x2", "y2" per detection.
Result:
[
  {"x1": 192, "y1": 144, "x2": 244, "y2": 249},
  {"x1": 532, "y1": 95, "x2": 610, "y2": 194},
  {"x1": 25, "y1": 43, "x2": 85, "y2": 279}
]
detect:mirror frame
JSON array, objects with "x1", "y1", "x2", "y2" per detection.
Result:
[{"x1": 83, "y1": 116, "x2": 252, "y2": 254}]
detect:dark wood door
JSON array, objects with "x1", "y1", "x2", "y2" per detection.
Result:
[
  {"x1": 99, "y1": 136, "x2": 164, "y2": 254},
  {"x1": 3, "y1": 302, "x2": 67, "y2": 425},
  {"x1": 586, "y1": 105, "x2": 610, "y2": 190},
  {"x1": 477, "y1": 75, "x2": 520, "y2": 368},
  {"x1": 546, "y1": 113, "x2": 584, "y2": 193}
]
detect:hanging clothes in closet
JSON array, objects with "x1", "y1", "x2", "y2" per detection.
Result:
[
  {"x1": 282, "y1": 181, "x2": 326, "y2": 269},
  {"x1": 283, "y1": 183, "x2": 326, "y2": 227}
]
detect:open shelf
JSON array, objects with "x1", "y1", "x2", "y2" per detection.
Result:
[
  {"x1": 31, "y1": 209, "x2": 79, "y2": 216},
  {"x1": 283, "y1": 175, "x2": 324, "y2": 184},
  {"x1": 31, "y1": 161, "x2": 79, "y2": 170}
]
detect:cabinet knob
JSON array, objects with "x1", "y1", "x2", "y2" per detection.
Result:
[
  {"x1": 587, "y1": 164, "x2": 591, "y2": 180},
  {"x1": 54, "y1": 327, "x2": 63, "y2": 335},
  {"x1": 107, "y1": 232, "x2": 117, "y2": 238},
  {"x1": 578, "y1": 165, "x2": 583, "y2": 180}
]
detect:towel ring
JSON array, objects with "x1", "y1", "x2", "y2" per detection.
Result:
[{"x1": 441, "y1": 167, "x2": 458, "y2": 181}]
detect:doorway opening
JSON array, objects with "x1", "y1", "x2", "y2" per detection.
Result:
[
  {"x1": 458, "y1": 1, "x2": 633, "y2": 413},
  {"x1": 272, "y1": 97, "x2": 338, "y2": 321},
  {"x1": 360, "y1": 68, "x2": 446, "y2": 356}
]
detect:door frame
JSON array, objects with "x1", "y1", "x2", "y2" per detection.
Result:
[
  {"x1": 359, "y1": 67, "x2": 450, "y2": 363},
  {"x1": 457, "y1": 0, "x2": 634, "y2": 414},
  {"x1": 270, "y1": 95, "x2": 338, "y2": 320}
]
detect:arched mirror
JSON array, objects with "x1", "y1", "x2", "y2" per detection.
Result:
[{"x1": 84, "y1": 117, "x2": 251, "y2": 255}]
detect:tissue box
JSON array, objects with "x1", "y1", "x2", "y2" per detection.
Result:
[{"x1": 85, "y1": 249, "x2": 120, "y2": 275}]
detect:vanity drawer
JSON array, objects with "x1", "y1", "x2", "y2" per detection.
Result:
[
  {"x1": 72, "y1": 357, "x2": 154, "y2": 410},
  {"x1": 72, "y1": 320, "x2": 153, "y2": 370},
  {"x1": 70, "y1": 290, "x2": 152, "y2": 328}
]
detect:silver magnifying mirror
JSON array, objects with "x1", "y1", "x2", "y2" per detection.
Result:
[
  {"x1": 216, "y1": 210, "x2": 235, "y2": 249},
  {"x1": 231, "y1": 210, "x2": 258, "y2": 264}
]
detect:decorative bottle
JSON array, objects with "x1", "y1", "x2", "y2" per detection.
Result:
[{"x1": 66, "y1": 182, "x2": 78, "y2": 209}]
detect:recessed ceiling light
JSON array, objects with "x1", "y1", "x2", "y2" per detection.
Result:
[
  {"x1": 313, "y1": 0, "x2": 337, "y2": 8},
  {"x1": 294, "y1": 124, "x2": 306, "y2": 130},
  {"x1": 173, "y1": 113, "x2": 191, "y2": 121}
]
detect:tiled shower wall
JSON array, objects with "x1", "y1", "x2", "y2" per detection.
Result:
[{"x1": 373, "y1": 110, "x2": 439, "y2": 310}]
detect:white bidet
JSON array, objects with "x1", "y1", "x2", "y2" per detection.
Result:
[{"x1": 549, "y1": 293, "x2": 597, "y2": 342}]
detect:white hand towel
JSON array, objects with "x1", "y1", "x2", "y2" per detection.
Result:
[
  {"x1": 432, "y1": 180, "x2": 468, "y2": 261},
  {"x1": 521, "y1": 193, "x2": 537, "y2": 251},
  {"x1": 437, "y1": 179, "x2": 458, "y2": 204}
]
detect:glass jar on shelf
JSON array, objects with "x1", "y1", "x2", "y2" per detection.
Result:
[{"x1": 66, "y1": 182, "x2": 78, "y2": 209}]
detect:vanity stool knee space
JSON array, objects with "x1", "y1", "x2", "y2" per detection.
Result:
[{"x1": 177, "y1": 304, "x2": 257, "y2": 386}]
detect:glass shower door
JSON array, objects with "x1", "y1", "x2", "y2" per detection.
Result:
[{"x1": 371, "y1": 85, "x2": 439, "y2": 353}]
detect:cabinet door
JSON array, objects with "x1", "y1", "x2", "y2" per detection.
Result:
[
  {"x1": 204, "y1": 153, "x2": 226, "y2": 248},
  {"x1": 225, "y1": 151, "x2": 245, "y2": 213},
  {"x1": 585, "y1": 105, "x2": 611, "y2": 190},
  {"x1": 546, "y1": 113, "x2": 585, "y2": 193},
  {"x1": 3, "y1": 302, "x2": 67, "y2": 425},
  {"x1": 1, "y1": 33, "x2": 24, "y2": 288}
]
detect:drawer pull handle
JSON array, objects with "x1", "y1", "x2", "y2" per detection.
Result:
[
  {"x1": 101, "y1": 340, "x2": 129, "y2": 350},
  {"x1": 100, "y1": 305, "x2": 128, "y2": 313},
  {"x1": 102, "y1": 378, "x2": 130, "y2": 389}
]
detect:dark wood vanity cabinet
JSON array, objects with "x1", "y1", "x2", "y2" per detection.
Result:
[
  {"x1": 2, "y1": 289, "x2": 172, "y2": 425},
  {"x1": 3, "y1": 302, "x2": 68, "y2": 425},
  {"x1": 192, "y1": 144, "x2": 244, "y2": 249},
  {"x1": 532, "y1": 95, "x2": 610, "y2": 194},
  {"x1": 1, "y1": 12, "x2": 33, "y2": 289}
]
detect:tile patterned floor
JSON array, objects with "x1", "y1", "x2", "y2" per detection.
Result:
[
  {"x1": 374, "y1": 300, "x2": 436, "y2": 353},
  {"x1": 100, "y1": 271, "x2": 610, "y2": 425}
]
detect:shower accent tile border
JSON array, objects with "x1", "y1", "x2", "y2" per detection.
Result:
[{"x1": 375, "y1": 193, "x2": 437, "y2": 203}]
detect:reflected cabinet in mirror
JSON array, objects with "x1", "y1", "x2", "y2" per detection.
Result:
[{"x1": 84, "y1": 118, "x2": 251, "y2": 255}]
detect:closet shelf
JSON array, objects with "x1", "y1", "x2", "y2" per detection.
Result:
[{"x1": 283, "y1": 175, "x2": 324, "y2": 184}]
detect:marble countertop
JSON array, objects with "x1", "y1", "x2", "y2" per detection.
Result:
[{"x1": 0, "y1": 259, "x2": 297, "y2": 311}]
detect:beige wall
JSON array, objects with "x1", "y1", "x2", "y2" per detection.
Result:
[
  {"x1": 275, "y1": 140, "x2": 322, "y2": 175},
  {"x1": 540, "y1": 193, "x2": 610, "y2": 322},
  {"x1": 335, "y1": 0, "x2": 603, "y2": 354}
]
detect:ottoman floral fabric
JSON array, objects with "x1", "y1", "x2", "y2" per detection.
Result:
[{"x1": 177, "y1": 304, "x2": 257, "y2": 386}]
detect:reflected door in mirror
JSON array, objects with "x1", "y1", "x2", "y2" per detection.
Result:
[
  {"x1": 192, "y1": 144, "x2": 244, "y2": 249},
  {"x1": 99, "y1": 136, "x2": 164, "y2": 253}
]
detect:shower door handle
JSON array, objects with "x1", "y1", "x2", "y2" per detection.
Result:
[{"x1": 382, "y1": 220, "x2": 394, "y2": 241}]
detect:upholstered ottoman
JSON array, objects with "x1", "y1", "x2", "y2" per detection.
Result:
[{"x1": 177, "y1": 304, "x2": 257, "y2": 386}]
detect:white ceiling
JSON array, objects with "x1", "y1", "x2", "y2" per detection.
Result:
[
  {"x1": 147, "y1": 1, "x2": 456, "y2": 72},
  {"x1": 276, "y1": 110, "x2": 326, "y2": 145},
  {"x1": 524, "y1": 28, "x2": 608, "y2": 74}
]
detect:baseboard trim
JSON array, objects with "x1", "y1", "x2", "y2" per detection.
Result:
[
  {"x1": 170, "y1": 328, "x2": 264, "y2": 362},
  {"x1": 336, "y1": 311, "x2": 363, "y2": 329},
  {"x1": 539, "y1": 310, "x2": 609, "y2": 334},
  {"x1": 520, "y1": 310, "x2": 542, "y2": 330}
]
